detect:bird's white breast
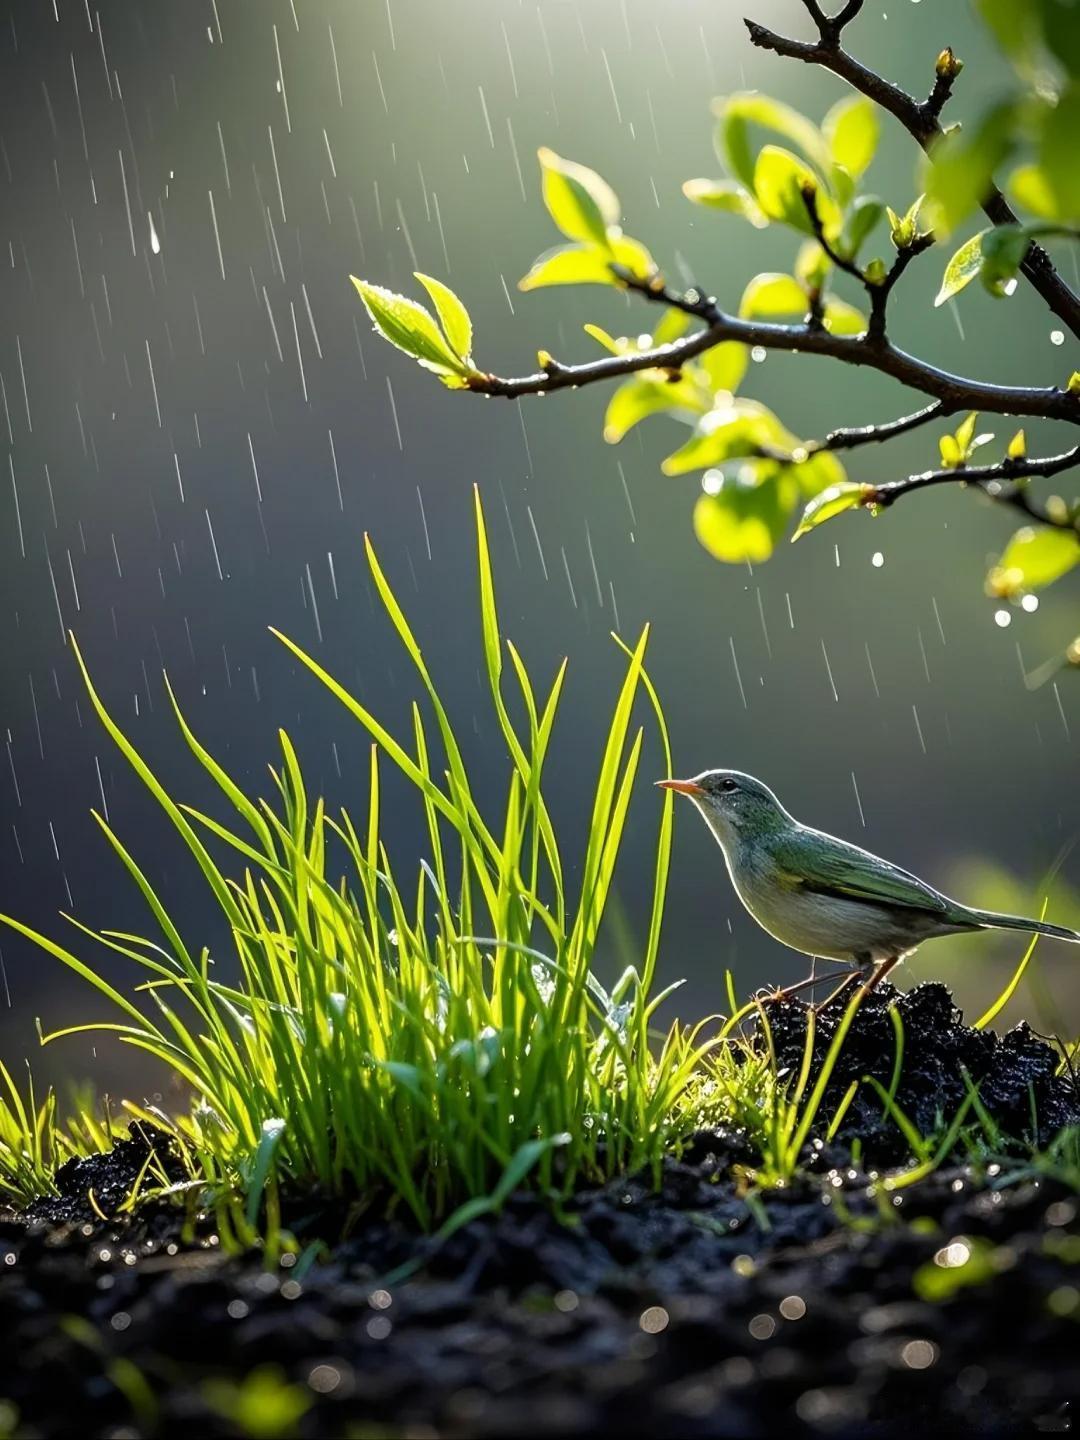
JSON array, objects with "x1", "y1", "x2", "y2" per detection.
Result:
[{"x1": 724, "y1": 845, "x2": 926, "y2": 963}]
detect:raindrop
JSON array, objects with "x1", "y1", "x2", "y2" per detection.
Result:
[
  {"x1": 994, "y1": 609, "x2": 1011, "y2": 628},
  {"x1": 751, "y1": 346, "x2": 766, "y2": 363},
  {"x1": 1050, "y1": 330, "x2": 1065, "y2": 346},
  {"x1": 1021, "y1": 594, "x2": 1039, "y2": 613},
  {"x1": 871, "y1": 551, "x2": 884, "y2": 568}
]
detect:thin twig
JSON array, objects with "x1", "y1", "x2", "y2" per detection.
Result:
[
  {"x1": 869, "y1": 445, "x2": 1080, "y2": 525},
  {"x1": 467, "y1": 271, "x2": 1079, "y2": 423},
  {"x1": 812, "y1": 400, "x2": 947, "y2": 452}
]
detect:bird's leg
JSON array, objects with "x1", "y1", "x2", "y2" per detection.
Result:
[
  {"x1": 759, "y1": 966, "x2": 854, "y2": 1004},
  {"x1": 856, "y1": 954, "x2": 903, "y2": 999},
  {"x1": 811, "y1": 970, "x2": 861, "y2": 1014}
]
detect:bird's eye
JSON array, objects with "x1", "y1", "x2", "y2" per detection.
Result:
[{"x1": 718, "y1": 778, "x2": 737, "y2": 793}]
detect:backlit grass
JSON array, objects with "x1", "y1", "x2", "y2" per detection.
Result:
[{"x1": 1, "y1": 490, "x2": 713, "y2": 1227}]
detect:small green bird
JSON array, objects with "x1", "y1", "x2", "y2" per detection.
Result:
[{"x1": 657, "y1": 769, "x2": 1080, "y2": 1006}]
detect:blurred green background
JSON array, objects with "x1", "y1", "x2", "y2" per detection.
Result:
[{"x1": 0, "y1": 0, "x2": 1077, "y2": 1106}]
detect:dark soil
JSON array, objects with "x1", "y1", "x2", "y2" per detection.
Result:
[{"x1": 3, "y1": 983, "x2": 1079, "y2": 1439}]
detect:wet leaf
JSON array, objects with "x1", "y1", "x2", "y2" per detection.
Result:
[
  {"x1": 537, "y1": 148, "x2": 619, "y2": 248},
  {"x1": 350, "y1": 278, "x2": 468, "y2": 376},
  {"x1": 822, "y1": 299, "x2": 867, "y2": 335},
  {"x1": 519, "y1": 244, "x2": 617, "y2": 291},
  {"x1": 697, "y1": 341, "x2": 749, "y2": 395},
  {"x1": 753, "y1": 146, "x2": 839, "y2": 237},
  {"x1": 1037, "y1": 85, "x2": 1080, "y2": 221},
  {"x1": 662, "y1": 400, "x2": 797, "y2": 475},
  {"x1": 955, "y1": 411, "x2": 978, "y2": 455},
  {"x1": 791, "y1": 449, "x2": 847, "y2": 498},
  {"x1": 939, "y1": 434, "x2": 963, "y2": 468},
  {"x1": 923, "y1": 103, "x2": 1017, "y2": 236},
  {"x1": 844, "y1": 196, "x2": 884, "y2": 256},
  {"x1": 739, "y1": 272, "x2": 807, "y2": 319},
  {"x1": 992, "y1": 526, "x2": 1080, "y2": 594},
  {"x1": 715, "y1": 92, "x2": 832, "y2": 191},
  {"x1": 682, "y1": 178, "x2": 769, "y2": 227},
  {"x1": 1009, "y1": 163, "x2": 1058, "y2": 220},
  {"x1": 824, "y1": 95, "x2": 879, "y2": 180},
  {"x1": 935, "y1": 231, "x2": 990, "y2": 306},
  {"x1": 414, "y1": 273, "x2": 473, "y2": 362},
  {"x1": 652, "y1": 307, "x2": 692, "y2": 347},
  {"x1": 608, "y1": 232, "x2": 656, "y2": 282},
  {"x1": 792, "y1": 481, "x2": 873, "y2": 540},
  {"x1": 603, "y1": 377, "x2": 707, "y2": 443},
  {"x1": 978, "y1": 224, "x2": 1032, "y2": 295},
  {"x1": 694, "y1": 471, "x2": 791, "y2": 563}
]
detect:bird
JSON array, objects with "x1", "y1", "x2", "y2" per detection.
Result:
[{"x1": 656, "y1": 768, "x2": 1080, "y2": 1008}]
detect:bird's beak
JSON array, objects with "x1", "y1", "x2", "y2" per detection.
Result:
[{"x1": 655, "y1": 778, "x2": 704, "y2": 796}]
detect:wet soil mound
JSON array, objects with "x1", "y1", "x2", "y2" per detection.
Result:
[
  {"x1": 1, "y1": 983, "x2": 1077, "y2": 1437},
  {"x1": 766, "y1": 981, "x2": 1080, "y2": 1164}
]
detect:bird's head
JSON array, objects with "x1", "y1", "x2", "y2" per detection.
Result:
[{"x1": 655, "y1": 769, "x2": 789, "y2": 847}]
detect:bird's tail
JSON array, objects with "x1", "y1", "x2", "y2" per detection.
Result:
[{"x1": 968, "y1": 908, "x2": 1080, "y2": 944}]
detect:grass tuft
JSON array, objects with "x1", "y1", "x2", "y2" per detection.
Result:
[{"x1": 1, "y1": 490, "x2": 713, "y2": 1227}]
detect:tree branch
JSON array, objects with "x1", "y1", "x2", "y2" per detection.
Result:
[
  {"x1": 811, "y1": 400, "x2": 948, "y2": 453},
  {"x1": 745, "y1": 11, "x2": 1080, "y2": 337},
  {"x1": 467, "y1": 275, "x2": 1079, "y2": 423},
  {"x1": 869, "y1": 445, "x2": 1080, "y2": 527}
]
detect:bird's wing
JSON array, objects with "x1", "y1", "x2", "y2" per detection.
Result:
[{"x1": 777, "y1": 827, "x2": 952, "y2": 915}]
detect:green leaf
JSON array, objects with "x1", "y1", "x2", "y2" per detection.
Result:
[
  {"x1": 823, "y1": 95, "x2": 879, "y2": 180},
  {"x1": 662, "y1": 400, "x2": 797, "y2": 476},
  {"x1": 715, "y1": 93, "x2": 832, "y2": 191},
  {"x1": 537, "y1": 148, "x2": 619, "y2": 248},
  {"x1": 753, "y1": 146, "x2": 839, "y2": 237},
  {"x1": 992, "y1": 526, "x2": 1080, "y2": 594},
  {"x1": 1009, "y1": 163, "x2": 1059, "y2": 220},
  {"x1": 350, "y1": 278, "x2": 468, "y2": 376},
  {"x1": 693, "y1": 471, "x2": 792, "y2": 563},
  {"x1": 791, "y1": 449, "x2": 848, "y2": 498},
  {"x1": 603, "y1": 377, "x2": 708, "y2": 443},
  {"x1": 978, "y1": 224, "x2": 1031, "y2": 295},
  {"x1": 652, "y1": 308, "x2": 692, "y2": 347},
  {"x1": 955, "y1": 411, "x2": 978, "y2": 455},
  {"x1": 682, "y1": 178, "x2": 769, "y2": 227},
  {"x1": 1040, "y1": 0, "x2": 1080, "y2": 79},
  {"x1": 519, "y1": 244, "x2": 616, "y2": 291},
  {"x1": 935, "y1": 230, "x2": 990, "y2": 305},
  {"x1": 923, "y1": 103, "x2": 1017, "y2": 236},
  {"x1": 795, "y1": 241, "x2": 829, "y2": 289},
  {"x1": 939, "y1": 434, "x2": 963, "y2": 468},
  {"x1": 1037, "y1": 85, "x2": 1080, "y2": 221},
  {"x1": 414, "y1": 273, "x2": 473, "y2": 362},
  {"x1": 583, "y1": 323, "x2": 621, "y2": 354},
  {"x1": 739, "y1": 272, "x2": 808, "y2": 319},
  {"x1": 697, "y1": 342, "x2": 748, "y2": 395},
  {"x1": 608, "y1": 232, "x2": 656, "y2": 282},
  {"x1": 822, "y1": 299, "x2": 867, "y2": 335},
  {"x1": 976, "y1": 0, "x2": 1039, "y2": 69},
  {"x1": 844, "y1": 196, "x2": 884, "y2": 257},
  {"x1": 792, "y1": 481, "x2": 874, "y2": 540}
]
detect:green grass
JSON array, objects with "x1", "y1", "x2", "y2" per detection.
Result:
[
  {"x1": 0, "y1": 489, "x2": 714, "y2": 1228},
  {"x1": 1, "y1": 487, "x2": 1075, "y2": 1231}
]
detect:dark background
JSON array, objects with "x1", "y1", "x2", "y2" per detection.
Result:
[{"x1": 1, "y1": 0, "x2": 1077, "y2": 1099}]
